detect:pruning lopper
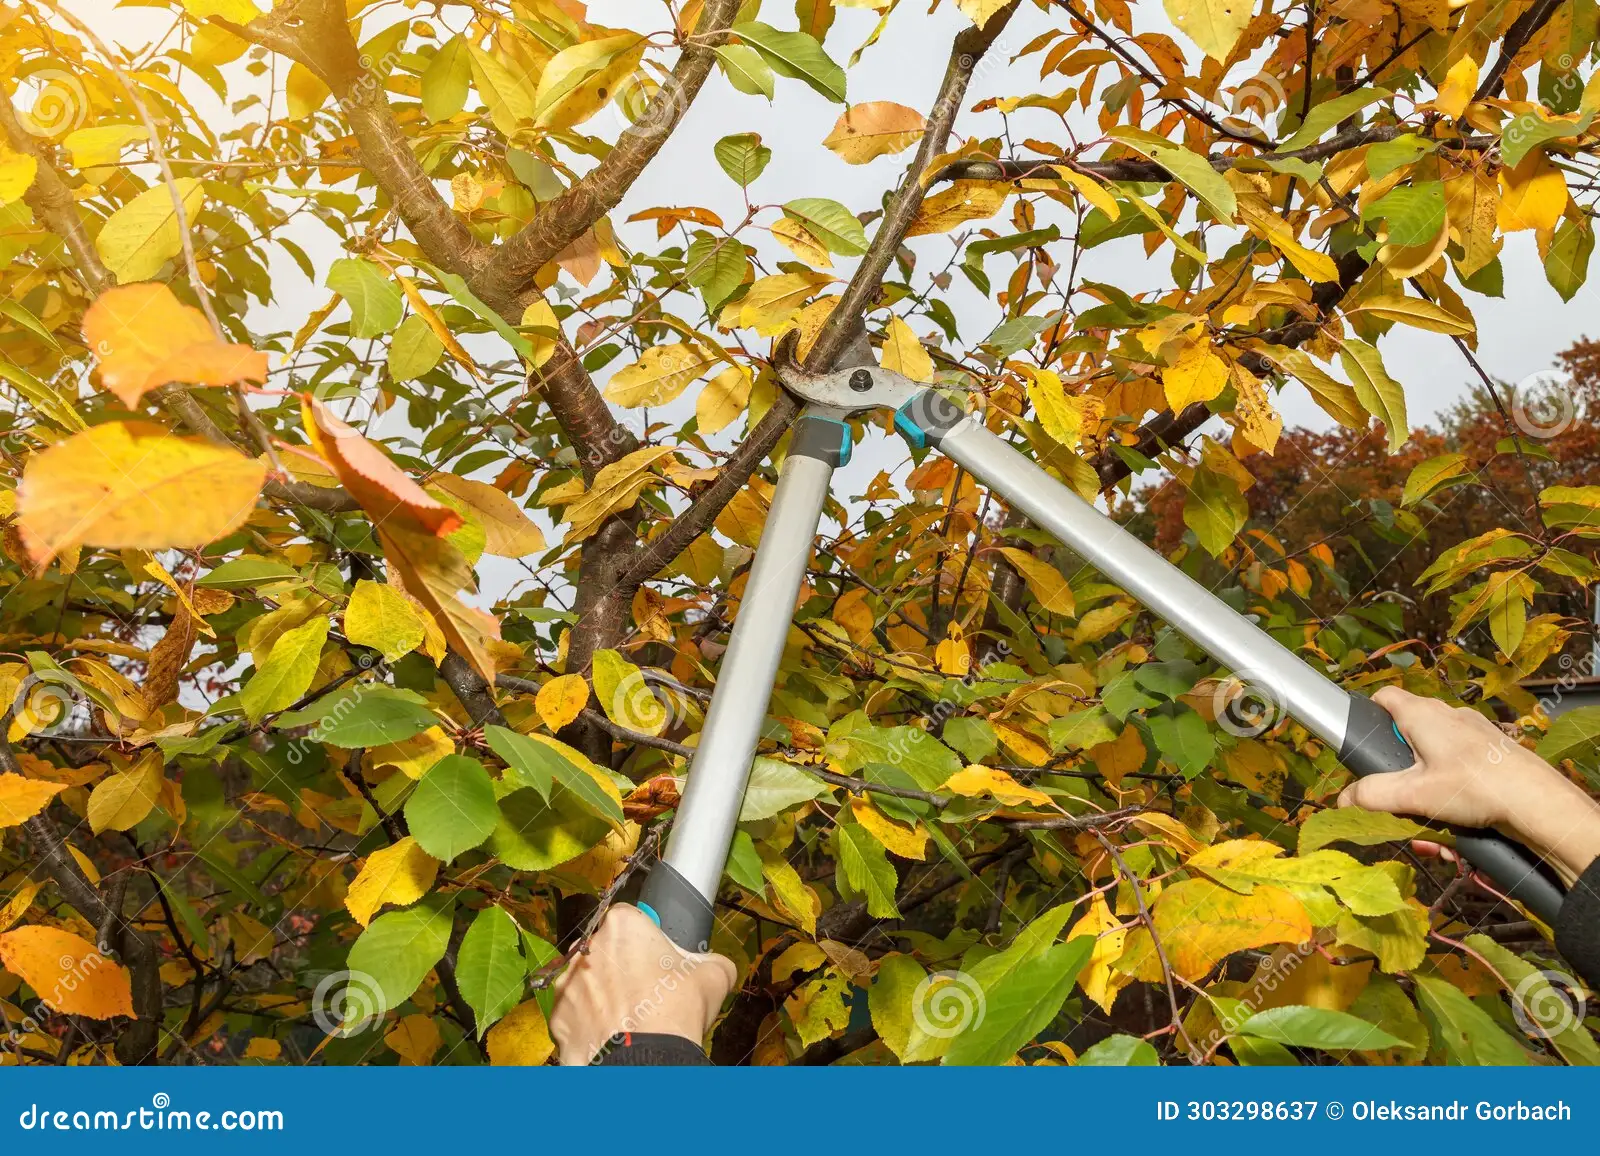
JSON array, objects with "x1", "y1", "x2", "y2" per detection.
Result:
[{"x1": 639, "y1": 331, "x2": 1567, "y2": 948}]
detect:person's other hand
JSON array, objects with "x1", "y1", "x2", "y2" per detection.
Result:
[
  {"x1": 549, "y1": 904, "x2": 737, "y2": 1066},
  {"x1": 1337, "y1": 686, "x2": 1600, "y2": 884}
]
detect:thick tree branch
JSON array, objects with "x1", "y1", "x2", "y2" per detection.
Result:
[
  {"x1": 1476, "y1": 0, "x2": 1565, "y2": 101},
  {"x1": 468, "y1": 0, "x2": 742, "y2": 315},
  {"x1": 612, "y1": 4, "x2": 1025, "y2": 593}
]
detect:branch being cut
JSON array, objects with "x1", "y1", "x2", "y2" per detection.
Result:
[
  {"x1": 468, "y1": 0, "x2": 742, "y2": 316},
  {"x1": 611, "y1": 3, "x2": 1026, "y2": 593}
]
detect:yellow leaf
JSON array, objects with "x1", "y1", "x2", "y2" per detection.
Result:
[
  {"x1": 536, "y1": 673, "x2": 590, "y2": 732},
  {"x1": 1230, "y1": 362, "x2": 1281, "y2": 454},
  {"x1": 395, "y1": 273, "x2": 480, "y2": 381},
  {"x1": 1498, "y1": 151, "x2": 1567, "y2": 233},
  {"x1": 603, "y1": 343, "x2": 721, "y2": 408},
  {"x1": 696, "y1": 365, "x2": 752, "y2": 434},
  {"x1": 996, "y1": 547, "x2": 1075, "y2": 616},
  {"x1": 1237, "y1": 197, "x2": 1340, "y2": 282},
  {"x1": 533, "y1": 33, "x2": 648, "y2": 130},
  {"x1": 760, "y1": 847, "x2": 817, "y2": 935},
  {"x1": 907, "y1": 180, "x2": 1008, "y2": 237},
  {"x1": 1051, "y1": 166, "x2": 1119, "y2": 220},
  {"x1": 0, "y1": 773, "x2": 66, "y2": 828},
  {"x1": 1434, "y1": 56, "x2": 1478, "y2": 118},
  {"x1": 18, "y1": 422, "x2": 266, "y2": 566},
  {"x1": 95, "y1": 178, "x2": 205, "y2": 283},
  {"x1": 87, "y1": 751, "x2": 164, "y2": 833},
  {"x1": 1068, "y1": 894, "x2": 1130, "y2": 1013},
  {"x1": 770, "y1": 216, "x2": 832, "y2": 267},
  {"x1": 1163, "y1": 339, "x2": 1229, "y2": 412},
  {"x1": 732, "y1": 272, "x2": 834, "y2": 333},
  {"x1": 520, "y1": 298, "x2": 560, "y2": 370},
  {"x1": 562, "y1": 445, "x2": 677, "y2": 544},
  {"x1": 935, "y1": 622, "x2": 968, "y2": 675},
  {"x1": 0, "y1": 148, "x2": 38, "y2": 205},
  {"x1": 1118, "y1": 878, "x2": 1313, "y2": 981},
  {"x1": 822, "y1": 101, "x2": 926, "y2": 163},
  {"x1": 467, "y1": 43, "x2": 536, "y2": 135},
  {"x1": 377, "y1": 523, "x2": 503, "y2": 682},
  {"x1": 344, "y1": 579, "x2": 426, "y2": 663},
  {"x1": 243, "y1": 1037, "x2": 281, "y2": 1060},
  {"x1": 851, "y1": 797, "x2": 928, "y2": 859},
  {"x1": 956, "y1": 0, "x2": 1012, "y2": 27},
  {"x1": 942, "y1": 764, "x2": 1052, "y2": 807},
  {"x1": 487, "y1": 999, "x2": 555, "y2": 1065},
  {"x1": 1025, "y1": 369, "x2": 1098, "y2": 448},
  {"x1": 369, "y1": 726, "x2": 453, "y2": 781},
  {"x1": 385, "y1": 1013, "x2": 441, "y2": 1065},
  {"x1": 345, "y1": 837, "x2": 441, "y2": 928},
  {"x1": 428, "y1": 475, "x2": 545, "y2": 558},
  {"x1": 0, "y1": 926, "x2": 134, "y2": 1019},
  {"x1": 82, "y1": 283, "x2": 267, "y2": 408},
  {"x1": 592, "y1": 649, "x2": 667, "y2": 736},
  {"x1": 1164, "y1": 0, "x2": 1252, "y2": 61},
  {"x1": 881, "y1": 316, "x2": 933, "y2": 383},
  {"x1": 0, "y1": 882, "x2": 40, "y2": 932},
  {"x1": 61, "y1": 125, "x2": 149, "y2": 170}
]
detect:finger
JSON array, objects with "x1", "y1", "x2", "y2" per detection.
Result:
[
  {"x1": 1409, "y1": 838, "x2": 1457, "y2": 862},
  {"x1": 1338, "y1": 768, "x2": 1426, "y2": 817}
]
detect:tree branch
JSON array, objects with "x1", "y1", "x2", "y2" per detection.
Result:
[
  {"x1": 468, "y1": 0, "x2": 742, "y2": 316},
  {"x1": 1475, "y1": 0, "x2": 1565, "y2": 101}
]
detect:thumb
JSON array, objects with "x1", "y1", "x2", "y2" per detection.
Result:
[{"x1": 1338, "y1": 769, "x2": 1424, "y2": 816}]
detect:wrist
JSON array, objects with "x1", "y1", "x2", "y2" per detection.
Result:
[{"x1": 1500, "y1": 770, "x2": 1600, "y2": 885}]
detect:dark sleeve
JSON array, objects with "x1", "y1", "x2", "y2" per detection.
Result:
[
  {"x1": 1554, "y1": 855, "x2": 1600, "y2": 990},
  {"x1": 595, "y1": 1032, "x2": 712, "y2": 1067}
]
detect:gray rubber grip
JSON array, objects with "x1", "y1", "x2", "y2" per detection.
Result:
[
  {"x1": 638, "y1": 860, "x2": 714, "y2": 951},
  {"x1": 1338, "y1": 692, "x2": 1565, "y2": 924}
]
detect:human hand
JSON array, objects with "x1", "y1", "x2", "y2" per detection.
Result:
[
  {"x1": 549, "y1": 904, "x2": 738, "y2": 1066},
  {"x1": 1337, "y1": 686, "x2": 1600, "y2": 885}
]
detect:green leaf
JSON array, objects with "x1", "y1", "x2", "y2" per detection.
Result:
[
  {"x1": 404, "y1": 755, "x2": 499, "y2": 862},
  {"x1": 1536, "y1": 705, "x2": 1600, "y2": 767},
  {"x1": 1365, "y1": 134, "x2": 1435, "y2": 180},
  {"x1": 421, "y1": 34, "x2": 471, "y2": 122},
  {"x1": 869, "y1": 953, "x2": 926, "y2": 1060},
  {"x1": 1545, "y1": 217, "x2": 1594, "y2": 302},
  {"x1": 685, "y1": 232, "x2": 749, "y2": 312},
  {"x1": 782, "y1": 197, "x2": 866, "y2": 256},
  {"x1": 344, "y1": 895, "x2": 454, "y2": 1026},
  {"x1": 944, "y1": 938, "x2": 1093, "y2": 1066},
  {"x1": 714, "y1": 132, "x2": 772, "y2": 186},
  {"x1": 1237, "y1": 1004, "x2": 1405, "y2": 1051},
  {"x1": 1298, "y1": 805, "x2": 1429, "y2": 854},
  {"x1": 1414, "y1": 974, "x2": 1531, "y2": 1065},
  {"x1": 1401, "y1": 452, "x2": 1473, "y2": 507},
  {"x1": 1109, "y1": 129, "x2": 1235, "y2": 221},
  {"x1": 1365, "y1": 182, "x2": 1445, "y2": 247},
  {"x1": 484, "y1": 725, "x2": 556, "y2": 802},
  {"x1": 1500, "y1": 108, "x2": 1595, "y2": 169},
  {"x1": 731, "y1": 21, "x2": 846, "y2": 103},
  {"x1": 456, "y1": 906, "x2": 527, "y2": 1036},
  {"x1": 740, "y1": 757, "x2": 829, "y2": 821},
  {"x1": 96, "y1": 178, "x2": 205, "y2": 283},
  {"x1": 713, "y1": 44, "x2": 775, "y2": 98},
  {"x1": 1465, "y1": 934, "x2": 1600, "y2": 1065},
  {"x1": 240, "y1": 616, "x2": 328, "y2": 723},
  {"x1": 387, "y1": 314, "x2": 444, "y2": 381},
  {"x1": 1276, "y1": 88, "x2": 1390, "y2": 153},
  {"x1": 326, "y1": 257, "x2": 403, "y2": 339},
  {"x1": 942, "y1": 717, "x2": 998, "y2": 763},
  {"x1": 725, "y1": 829, "x2": 765, "y2": 893},
  {"x1": 1184, "y1": 464, "x2": 1248, "y2": 556},
  {"x1": 488, "y1": 784, "x2": 610, "y2": 871},
  {"x1": 836, "y1": 822, "x2": 899, "y2": 917},
  {"x1": 1077, "y1": 1033, "x2": 1161, "y2": 1065},
  {"x1": 273, "y1": 684, "x2": 438, "y2": 747},
  {"x1": 1336, "y1": 337, "x2": 1409, "y2": 452},
  {"x1": 198, "y1": 556, "x2": 300, "y2": 588},
  {"x1": 1145, "y1": 708, "x2": 1216, "y2": 778}
]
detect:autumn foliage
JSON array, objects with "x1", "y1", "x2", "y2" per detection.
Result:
[{"x1": 1, "y1": 0, "x2": 1600, "y2": 1069}]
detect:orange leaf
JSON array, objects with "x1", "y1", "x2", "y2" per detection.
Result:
[
  {"x1": 0, "y1": 926, "x2": 135, "y2": 1019},
  {"x1": 302, "y1": 397, "x2": 463, "y2": 537},
  {"x1": 82, "y1": 283, "x2": 267, "y2": 408}
]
